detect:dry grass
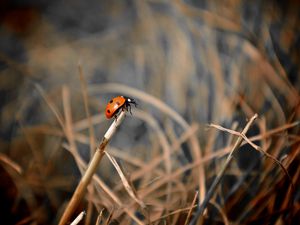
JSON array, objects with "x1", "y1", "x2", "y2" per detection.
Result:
[{"x1": 0, "y1": 1, "x2": 299, "y2": 225}]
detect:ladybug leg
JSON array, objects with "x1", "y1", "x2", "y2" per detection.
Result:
[
  {"x1": 114, "y1": 114, "x2": 118, "y2": 122},
  {"x1": 128, "y1": 104, "x2": 132, "y2": 115}
]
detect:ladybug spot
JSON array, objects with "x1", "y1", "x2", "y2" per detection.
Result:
[
  {"x1": 116, "y1": 101, "x2": 120, "y2": 105},
  {"x1": 107, "y1": 109, "x2": 111, "y2": 113},
  {"x1": 109, "y1": 100, "x2": 113, "y2": 103}
]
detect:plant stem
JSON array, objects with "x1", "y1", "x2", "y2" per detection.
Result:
[{"x1": 58, "y1": 111, "x2": 126, "y2": 225}]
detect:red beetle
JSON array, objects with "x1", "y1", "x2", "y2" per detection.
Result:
[{"x1": 105, "y1": 96, "x2": 137, "y2": 119}]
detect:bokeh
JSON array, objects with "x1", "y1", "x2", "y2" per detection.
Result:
[{"x1": 0, "y1": 1, "x2": 299, "y2": 224}]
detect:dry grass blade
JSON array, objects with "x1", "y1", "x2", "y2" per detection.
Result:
[
  {"x1": 105, "y1": 151, "x2": 146, "y2": 209},
  {"x1": 209, "y1": 121, "x2": 296, "y2": 192},
  {"x1": 78, "y1": 64, "x2": 96, "y2": 154},
  {"x1": 209, "y1": 123, "x2": 260, "y2": 150},
  {"x1": 78, "y1": 64, "x2": 96, "y2": 225},
  {"x1": 151, "y1": 205, "x2": 198, "y2": 223},
  {"x1": 190, "y1": 114, "x2": 258, "y2": 225},
  {"x1": 62, "y1": 86, "x2": 79, "y2": 162},
  {"x1": 184, "y1": 191, "x2": 198, "y2": 225},
  {"x1": 112, "y1": 111, "x2": 198, "y2": 197},
  {"x1": 210, "y1": 201, "x2": 229, "y2": 225},
  {"x1": 105, "y1": 210, "x2": 114, "y2": 225},
  {"x1": 250, "y1": 121, "x2": 299, "y2": 142},
  {"x1": 134, "y1": 110, "x2": 172, "y2": 203},
  {"x1": 95, "y1": 209, "x2": 104, "y2": 225},
  {"x1": 0, "y1": 153, "x2": 23, "y2": 174},
  {"x1": 34, "y1": 83, "x2": 66, "y2": 131}
]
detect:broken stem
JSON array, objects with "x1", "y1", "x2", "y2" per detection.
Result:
[{"x1": 58, "y1": 111, "x2": 126, "y2": 225}]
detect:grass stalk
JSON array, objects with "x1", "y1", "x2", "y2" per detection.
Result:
[{"x1": 58, "y1": 111, "x2": 127, "y2": 225}]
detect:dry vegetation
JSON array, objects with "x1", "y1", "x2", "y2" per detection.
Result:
[{"x1": 0, "y1": 0, "x2": 299, "y2": 225}]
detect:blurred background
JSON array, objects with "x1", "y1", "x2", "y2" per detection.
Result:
[{"x1": 0, "y1": 0, "x2": 299, "y2": 224}]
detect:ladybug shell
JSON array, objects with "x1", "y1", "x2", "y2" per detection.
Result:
[{"x1": 105, "y1": 96, "x2": 126, "y2": 119}]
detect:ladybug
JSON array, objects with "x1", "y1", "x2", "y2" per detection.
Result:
[{"x1": 105, "y1": 96, "x2": 137, "y2": 119}]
